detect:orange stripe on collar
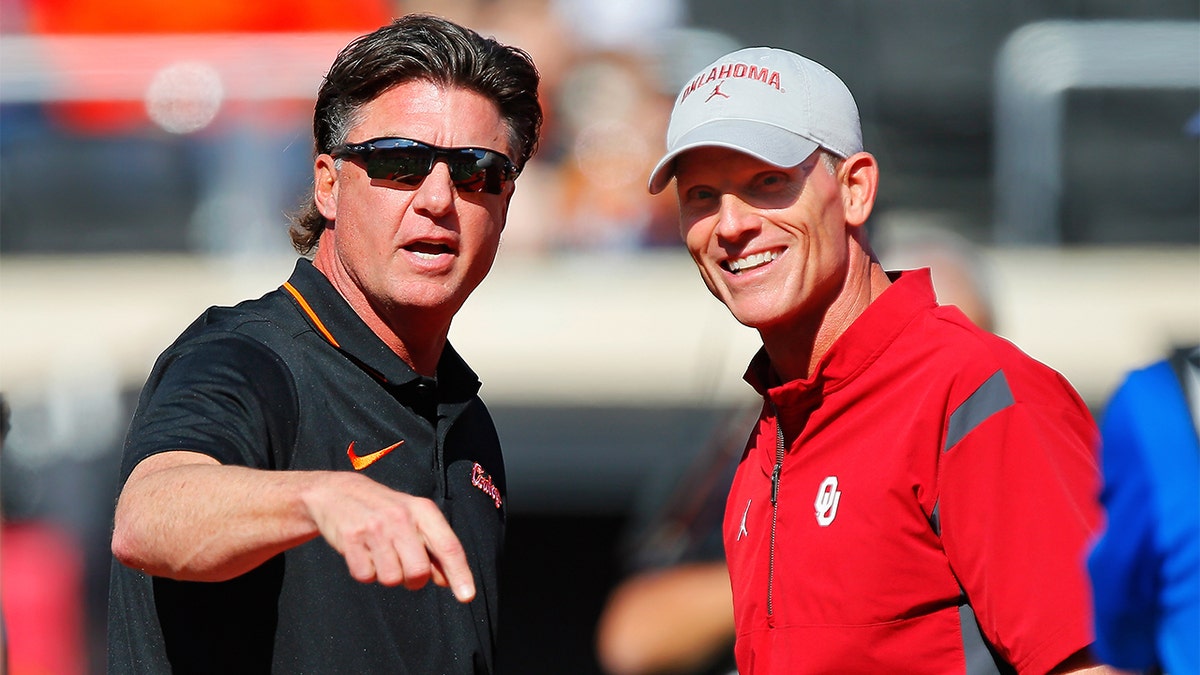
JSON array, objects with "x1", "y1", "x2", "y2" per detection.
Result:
[{"x1": 282, "y1": 281, "x2": 341, "y2": 348}]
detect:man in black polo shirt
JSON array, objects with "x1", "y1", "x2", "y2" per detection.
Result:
[{"x1": 107, "y1": 15, "x2": 543, "y2": 674}]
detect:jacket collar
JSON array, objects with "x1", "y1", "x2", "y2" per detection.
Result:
[{"x1": 744, "y1": 269, "x2": 937, "y2": 410}]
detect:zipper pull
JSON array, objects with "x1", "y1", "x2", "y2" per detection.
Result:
[
  {"x1": 771, "y1": 404, "x2": 785, "y2": 505},
  {"x1": 771, "y1": 462, "x2": 782, "y2": 504}
]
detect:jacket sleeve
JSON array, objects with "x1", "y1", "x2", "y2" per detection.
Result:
[{"x1": 939, "y1": 367, "x2": 1101, "y2": 675}]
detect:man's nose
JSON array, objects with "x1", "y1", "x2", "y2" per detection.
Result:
[
  {"x1": 412, "y1": 161, "x2": 455, "y2": 215},
  {"x1": 715, "y1": 194, "x2": 760, "y2": 240}
]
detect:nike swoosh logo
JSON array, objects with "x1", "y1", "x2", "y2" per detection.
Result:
[{"x1": 347, "y1": 440, "x2": 405, "y2": 470}]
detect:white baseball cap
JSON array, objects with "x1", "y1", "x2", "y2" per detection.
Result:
[{"x1": 647, "y1": 46, "x2": 862, "y2": 194}]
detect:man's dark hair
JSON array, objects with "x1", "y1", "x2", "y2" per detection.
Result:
[{"x1": 289, "y1": 13, "x2": 543, "y2": 254}]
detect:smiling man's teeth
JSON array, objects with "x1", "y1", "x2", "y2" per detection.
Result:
[{"x1": 727, "y1": 250, "x2": 779, "y2": 273}]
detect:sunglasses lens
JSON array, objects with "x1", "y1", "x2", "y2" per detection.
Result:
[
  {"x1": 446, "y1": 150, "x2": 497, "y2": 193},
  {"x1": 365, "y1": 149, "x2": 432, "y2": 186}
]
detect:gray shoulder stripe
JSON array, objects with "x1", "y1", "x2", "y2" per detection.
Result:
[{"x1": 944, "y1": 370, "x2": 1014, "y2": 453}]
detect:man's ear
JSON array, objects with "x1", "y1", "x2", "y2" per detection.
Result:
[
  {"x1": 497, "y1": 183, "x2": 517, "y2": 234},
  {"x1": 314, "y1": 154, "x2": 339, "y2": 222},
  {"x1": 840, "y1": 151, "x2": 879, "y2": 228}
]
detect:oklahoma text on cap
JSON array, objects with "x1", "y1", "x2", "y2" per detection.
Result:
[{"x1": 648, "y1": 46, "x2": 863, "y2": 194}]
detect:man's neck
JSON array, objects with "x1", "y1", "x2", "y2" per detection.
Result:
[
  {"x1": 762, "y1": 258, "x2": 891, "y2": 383},
  {"x1": 311, "y1": 251, "x2": 449, "y2": 377}
]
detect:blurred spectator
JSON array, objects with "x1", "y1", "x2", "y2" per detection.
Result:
[
  {"x1": 595, "y1": 404, "x2": 751, "y2": 675},
  {"x1": 1, "y1": 393, "x2": 89, "y2": 675},
  {"x1": 1088, "y1": 345, "x2": 1200, "y2": 675},
  {"x1": 545, "y1": 25, "x2": 747, "y2": 253},
  {"x1": 552, "y1": 50, "x2": 679, "y2": 251},
  {"x1": 548, "y1": 0, "x2": 684, "y2": 250},
  {"x1": 876, "y1": 222, "x2": 996, "y2": 333}
]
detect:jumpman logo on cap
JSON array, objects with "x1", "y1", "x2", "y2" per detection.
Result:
[{"x1": 705, "y1": 82, "x2": 730, "y2": 103}]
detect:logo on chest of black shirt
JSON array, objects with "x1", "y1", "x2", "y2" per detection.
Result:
[
  {"x1": 471, "y1": 462, "x2": 502, "y2": 508},
  {"x1": 346, "y1": 440, "x2": 405, "y2": 470}
]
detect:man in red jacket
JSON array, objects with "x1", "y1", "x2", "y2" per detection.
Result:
[{"x1": 648, "y1": 45, "x2": 1115, "y2": 675}]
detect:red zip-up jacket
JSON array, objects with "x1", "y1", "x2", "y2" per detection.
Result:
[{"x1": 724, "y1": 270, "x2": 1100, "y2": 674}]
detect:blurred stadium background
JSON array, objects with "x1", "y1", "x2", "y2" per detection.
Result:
[{"x1": 1, "y1": 1, "x2": 1197, "y2": 673}]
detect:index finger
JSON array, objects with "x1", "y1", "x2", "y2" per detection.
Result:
[{"x1": 415, "y1": 508, "x2": 475, "y2": 603}]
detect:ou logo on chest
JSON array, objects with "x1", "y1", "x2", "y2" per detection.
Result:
[{"x1": 814, "y1": 476, "x2": 842, "y2": 527}]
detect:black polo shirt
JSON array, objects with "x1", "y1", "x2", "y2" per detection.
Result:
[{"x1": 108, "y1": 258, "x2": 507, "y2": 674}]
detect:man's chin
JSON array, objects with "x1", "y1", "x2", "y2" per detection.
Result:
[{"x1": 727, "y1": 306, "x2": 781, "y2": 333}]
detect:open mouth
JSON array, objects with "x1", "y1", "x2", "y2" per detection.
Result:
[
  {"x1": 723, "y1": 249, "x2": 780, "y2": 274},
  {"x1": 407, "y1": 241, "x2": 455, "y2": 259}
]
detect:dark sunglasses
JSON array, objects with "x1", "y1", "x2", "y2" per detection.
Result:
[{"x1": 329, "y1": 137, "x2": 519, "y2": 194}]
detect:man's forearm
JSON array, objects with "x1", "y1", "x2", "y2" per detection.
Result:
[
  {"x1": 111, "y1": 451, "x2": 322, "y2": 581},
  {"x1": 596, "y1": 562, "x2": 734, "y2": 675}
]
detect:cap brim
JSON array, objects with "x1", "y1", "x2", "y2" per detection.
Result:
[{"x1": 647, "y1": 119, "x2": 820, "y2": 194}]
